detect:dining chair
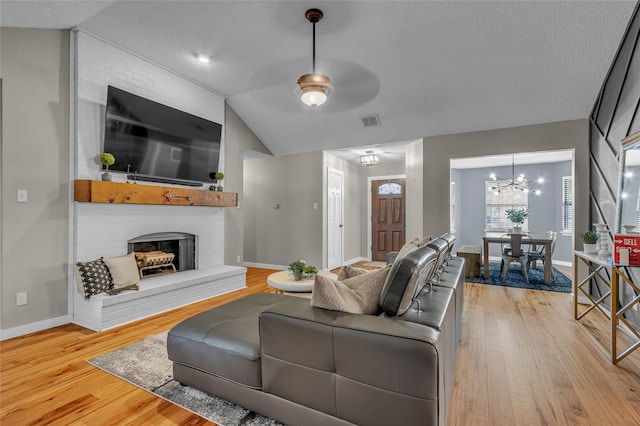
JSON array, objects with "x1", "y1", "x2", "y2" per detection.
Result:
[
  {"x1": 527, "y1": 231, "x2": 558, "y2": 282},
  {"x1": 500, "y1": 233, "x2": 532, "y2": 284}
]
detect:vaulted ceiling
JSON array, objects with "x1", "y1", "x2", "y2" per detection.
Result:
[{"x1": 2, "y1": 1, "x2": 636, "y2": 159}]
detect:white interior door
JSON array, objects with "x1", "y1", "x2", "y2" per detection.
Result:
[{"x1": 328, "y1": 168, "x2": 344, "y2": 270}]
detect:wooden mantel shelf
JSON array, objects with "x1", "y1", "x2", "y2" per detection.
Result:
[{"x1": 74, "y1": 180, "x2": 237, "y2": 207}]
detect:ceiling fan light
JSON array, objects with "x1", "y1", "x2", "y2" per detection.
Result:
[{"x1": 298, "y1": 73, "x2": 330, "y2": 107}]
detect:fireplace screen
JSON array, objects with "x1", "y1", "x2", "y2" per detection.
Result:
[{"x1": 128, "y1": 232, "x2": 195, "y2": 277}]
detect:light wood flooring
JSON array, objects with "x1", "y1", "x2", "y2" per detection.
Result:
[{"x1": 1, "y1": 265, "x2": 639, "y2": 425}]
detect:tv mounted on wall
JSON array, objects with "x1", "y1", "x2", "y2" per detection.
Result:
[{"x1": 103, "y1": 85, "x2": 222, "y2": 187}]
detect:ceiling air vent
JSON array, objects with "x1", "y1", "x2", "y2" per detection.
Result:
[{"x1": 361, "y1": 114, "x2": 381, "y2": 128}]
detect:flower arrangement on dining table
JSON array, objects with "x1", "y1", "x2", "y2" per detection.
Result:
[
  {"x1": 505, "y1": 208, "x2": 528, "y2": 225},
  {"x1": 505, "y1": 208, "x2": 529, "y2": 233}
]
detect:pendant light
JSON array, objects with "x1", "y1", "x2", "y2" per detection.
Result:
[
  {"x1": 489, "y1": 155, "x2": 544, "y2": 195},
  {"x1": 360, "y1": 151, "x2": 379, "y2": 166},
  {"x1": 298, "y1": 8, "x2": 330, "y2": 107}
]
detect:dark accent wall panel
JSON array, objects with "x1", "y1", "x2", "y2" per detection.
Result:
[{"x1": 589, "y1": 3, "x2": 640, "y2": 316}]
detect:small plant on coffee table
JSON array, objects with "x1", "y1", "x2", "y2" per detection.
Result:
[
  {"x1": 289, "y1": 260, "x2": 306, "y2": 281},
  {"x1": 303, "y1": 265, "x2": 318, "y2": 279}
]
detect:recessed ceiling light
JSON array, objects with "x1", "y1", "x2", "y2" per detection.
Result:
[{"x1": 196, "y1": 54, "x2": 211, "y2": 64}]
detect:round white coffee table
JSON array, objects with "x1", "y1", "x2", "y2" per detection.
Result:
[{"x1": 267, "y1": 270, "x2": 336, "y2": 294}]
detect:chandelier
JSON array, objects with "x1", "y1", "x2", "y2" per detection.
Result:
[
  {"x1": 297, "y1": 9, "x2": 331, "y2": 107},
  {"x1": 489, "y1": 155, "x2": 543, "y2": 195},
  {"x1": 360, "y1": 151, "x2": 379, "y2": 166}
]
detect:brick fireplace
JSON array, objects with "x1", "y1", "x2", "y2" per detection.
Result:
[{"x1": 71, "y1": 31, "x2": 245, "y2": 332}]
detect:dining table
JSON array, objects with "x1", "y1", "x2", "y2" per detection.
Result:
[{"x1": 482, "y1": 232, "x2": 554, "y2": 284}]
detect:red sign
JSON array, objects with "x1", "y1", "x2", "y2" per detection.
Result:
[{"x1": 613, "y1": 234, "x2": 640, "y2": 265}]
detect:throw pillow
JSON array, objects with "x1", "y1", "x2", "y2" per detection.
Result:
[
  {"x1": 75, "y1": 258, "x2": 114, "y2": 299},
  {"x1": 311, "y1": 266, "x2": 391, "y2": 314},
  {"x1": 395, "y1": 235, "x2": 433, "y2": 262},
  {"x1": 102, "y1": 252, "x2": 141, "y2": 291},
  {"x1": 337, "y1": 265, "x2": 369, "y2": 281}
]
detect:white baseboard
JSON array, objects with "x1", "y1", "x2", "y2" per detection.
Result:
[
  {"x1": 243, "y1": 262, "x2": 288, "y2": 271},
  {"x1": 0, "y1": 314, "x2": 73, "y2": 341},
  {"x1": 344, "y1": 257, "x2": 367, "y2": 266},
  {"x1": 244, "y1": 258, "x2": 369, "y2": 271}
]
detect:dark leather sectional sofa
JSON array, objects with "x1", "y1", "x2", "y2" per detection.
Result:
[{"x1": 167, "y1": 234, "x2": 465, "y2": 425}]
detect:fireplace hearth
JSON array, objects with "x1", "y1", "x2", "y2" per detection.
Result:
[{"x1": 128, "y1": 232, "x2": 196, "y2": 276}]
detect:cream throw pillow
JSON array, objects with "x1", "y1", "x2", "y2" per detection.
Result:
[
  {"x1": 102, "y1": 252, "x2": 140, "y2": 290},
  {"x1": 311, "y1": 266, "x2": 391, "y2": 314},
  {"x1": 396, "y1": 235, "x2": 432, "y2": 260},
  {"x1": 337, "y1": 265, "x2": 369, "y2": 281}
]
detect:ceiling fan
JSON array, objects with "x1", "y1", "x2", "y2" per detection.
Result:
[
  {"x1": 297, "y1": 9, "x2": 331, "y2": 107},
  {"x1": 237, "y1": 7, "x2": 381, "y2": 113}
]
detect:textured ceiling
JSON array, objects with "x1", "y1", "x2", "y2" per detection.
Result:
[{"x1": 2, "y1": 1, "x2": 637, "y2": 161}]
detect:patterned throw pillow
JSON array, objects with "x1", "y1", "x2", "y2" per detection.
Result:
[{"x1": 75, "y1": 259, "x2": 114, "y2": 299}]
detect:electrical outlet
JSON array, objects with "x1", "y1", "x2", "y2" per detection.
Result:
[
  {"x1": 17, "y1": 189, "x2": 28, "y2": 203},
  {"x1": 236, "y1": 255, "x2": 241, "y2": 263},
  {"x1": 16, "y1": 292, "x2": 27, "y2": 306}
]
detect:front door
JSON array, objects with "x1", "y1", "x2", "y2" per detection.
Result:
[{"x1": 372, "y1": 179, "x2": 406, "y2": 261}]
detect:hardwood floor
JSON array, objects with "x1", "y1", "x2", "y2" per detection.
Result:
[{"x1": 1, "y1": 265, "x2": 639, "y2": 425}]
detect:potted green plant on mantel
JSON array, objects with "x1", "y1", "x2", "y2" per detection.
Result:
[
  {"x1": 505, "y1": 208, "x2": 528, "y2": 234},
  {"x1": 214, "y1": 172, "x2": 224, "y2": 192},
  {"x1": 99, "y1": 152, "x2": 115, "y2": 181},
  {"x1": 579, "y1": 230, "x2": 599, "y2": 254}
]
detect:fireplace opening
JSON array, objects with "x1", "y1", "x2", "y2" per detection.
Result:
[{"x1": 127, "y1": 232, "x2": 196, "y2": 277}]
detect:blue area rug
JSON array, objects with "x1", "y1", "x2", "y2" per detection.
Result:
[{"x1": 466, "y1": 262, "x2": 572, "y2": 293}]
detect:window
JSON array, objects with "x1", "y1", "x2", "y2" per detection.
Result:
[
  {"x1": 450, "y1": 182, "x2": 456, "y2": 232},
  {"x1": 562, "y1": 176, "x2": 573, "y2": 233},
  {"x1": 378, "y1": 182, "x2": 402, "y2": 195},
  {"x1": 485, "y1": 181, "x2": 528, "y2": 231}
]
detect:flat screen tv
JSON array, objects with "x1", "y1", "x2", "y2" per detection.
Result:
[{"x1": 103, "y1": 85, "x2": 222, "y2": 186}]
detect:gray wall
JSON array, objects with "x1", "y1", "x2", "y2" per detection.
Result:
[
  {"x1": 406, "y1": 140, "x2": 424, "y2": 239},
  {"x1": 242, "y1": 151, "x2": 406, "y2": 269},
  {"x1": 588, "y1": 4, "x2": 639, "y2": 321},
  {"x1": 1, "y1": 28, "x2": 70, "y2": 330},
  {"x1": 420, "y1": 120, "x2": 590, "y2": 257},
  {"x1": 452, "y1": 160, "x2": 573, "y2": 262},
  {"x1": 224, "y1": 104, "x2": 272, "y2": 266},
  {"x1": 243, "y1": 151, "x2": 324, "y2": 268}
]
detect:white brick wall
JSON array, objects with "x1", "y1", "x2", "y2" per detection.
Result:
[{"x1": 74, "y1": 31, "x2": 226, "y2": 268}]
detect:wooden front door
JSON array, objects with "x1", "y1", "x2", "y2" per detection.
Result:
[{"x1": 372, "y1": 179, "x2": 406, "y2": 261}]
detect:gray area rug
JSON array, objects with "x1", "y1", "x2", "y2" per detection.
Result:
[{"x1": 88, "y1": 332, "x2": 283, "y2": 426}]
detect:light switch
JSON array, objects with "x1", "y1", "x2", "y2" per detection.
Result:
[
  {"x1": 313, "y1": 203, "x2": 318, "y2": 210},
  {"x1": 17, "y1": 189, "x2": 28, "y2": 203}
]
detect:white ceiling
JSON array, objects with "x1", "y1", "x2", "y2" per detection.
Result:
[{"x1": 2, "y1": 1, "x2": 636, "y2": 162}]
